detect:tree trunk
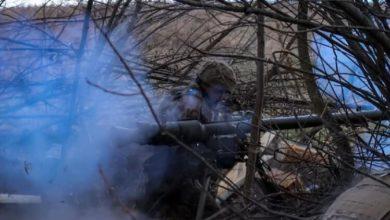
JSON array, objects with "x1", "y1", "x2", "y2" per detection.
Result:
[{"x1": 244, "y1": 0, "x2": 265, "y2": 197}]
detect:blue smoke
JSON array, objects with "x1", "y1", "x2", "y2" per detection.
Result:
[
  {"x1": 314, "y1": 33, "x2": 389, "y2": 170},
  {"x1": 314, "y1": 34, "x2": 376, "y2": 111},
  {"x1": 0, "y1": 12, "x2": 158, "y2": 219}
]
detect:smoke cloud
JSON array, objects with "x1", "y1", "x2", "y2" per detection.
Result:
[{"x1": 0, "y1": 11, "x2": 161, "y2": 220}]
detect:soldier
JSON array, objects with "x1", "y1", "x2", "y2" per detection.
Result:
[
  {"x1": 158, "y1": 61, "x2": 236, "y2": 123},
  {"x1": 141, "y1": 61, "x2": 237, "y2": 218}
]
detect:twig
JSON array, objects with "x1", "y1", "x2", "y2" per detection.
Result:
[
  {"x1": 86, "y1": 78, "x2": 140, "y2": 97},
  {"x1": 98, "y1": 165, "x2": 137, "y2": 220},
  {"x1": 195, "y1": 175, "x2": 211, "y2": 220}
]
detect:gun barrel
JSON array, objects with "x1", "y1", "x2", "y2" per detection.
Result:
[
  {"x1": 160, "y1": 110, "x2": 388, "y2": 142},
  {"x1": 261, "y1": 109, "x2": 386, "y2": 130}
]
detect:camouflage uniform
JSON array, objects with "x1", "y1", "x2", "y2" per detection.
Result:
[{"x1": 142, "y1": 61, "x2": 236, "y2": 218}]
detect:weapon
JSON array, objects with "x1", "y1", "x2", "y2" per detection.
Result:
[
  {"x1": 144, "y1": 110, "x2": 388, "y2": 143},
  {"x1": 124, "y1": 110, "x2": 388, "y2": 212},
  {"x1": 113, "y1": 110, "x2": 388, "y2": 169}
]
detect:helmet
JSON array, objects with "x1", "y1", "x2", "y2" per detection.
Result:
[{"x1": 198, "y1": 61, "x2": 236, "y2": 92}]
